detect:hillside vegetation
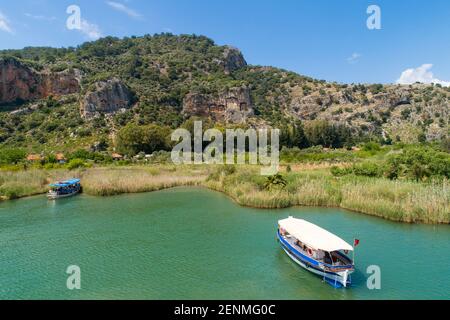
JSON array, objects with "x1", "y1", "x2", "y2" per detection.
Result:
[{"x1": 0, "y1": 33, "x2": 448, "y2": 154}]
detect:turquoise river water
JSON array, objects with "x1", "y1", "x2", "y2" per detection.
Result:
[{"x1": 0, "y1": 187, "x2": 449, "y2": 299}]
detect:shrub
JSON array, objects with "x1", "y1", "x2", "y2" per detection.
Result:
[
  {"x1": 331, "y1": 162, "x2": 383, "y2": 178},
  {"x1": 386, "y1": 147, "x2": 450, "y2": 181},
  {"x1": 223, "y1": 164, "x2": 237, "y2": 176},
  {"x1": 362, "y1": 142, "x2": 381, "y2": 152},
  {"x1": 352, "y1": 162, "x2": 383, "y2": 177},
  {"x1": 66, "y1": 159, "x2": 86, "y2": 170},
  {"x1": 69, "y1": 149, "x2": 91, "y2": 160},
  {"x1": 331, "y1": 166, "x2": 352, "y2": 177}
]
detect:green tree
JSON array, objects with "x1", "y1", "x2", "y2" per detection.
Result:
[
  {"x1": 69, "y1": 149, "x2": 91, "y2": 160},
  {"x1": 304, "y1": 120, "x2": 352, "y2": 148},
  {"x1": 116, "y1": 123, "x2": 146, "y2": 156},
  {"x1": 141, "y1": 124, "x2": 172, "y2": 154},
  {"x1": 0, "y1": 148, "x2": 26, "y2": 164},
  {"x1": 116, "y1": 123, "x2": 171, "y2": 156}
]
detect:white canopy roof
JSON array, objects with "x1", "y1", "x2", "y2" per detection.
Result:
[{"x1": 278, "y1": 217, "x2": 353, "y2": 252}]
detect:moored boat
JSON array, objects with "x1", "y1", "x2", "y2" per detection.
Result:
[
  {"x1": 47, "y1": 179, "x2": 81, "y2": 200},
  {"x1": 277, "y1": 217, "x2": 356, "y2": 288}
]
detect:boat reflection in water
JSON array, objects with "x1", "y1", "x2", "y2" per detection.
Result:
[
  {"x1": 47, "y1": 179, "x2": 81, "y2": 200},
  {"x1": 277, "y1": 217, "x2": 355, "y2": 288}
]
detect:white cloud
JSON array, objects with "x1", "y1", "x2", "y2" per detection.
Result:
[
  {"x1": 80, "y1": 19, "x2": 102, "y2": 40},
  {"x1": 0, "y1": 11, "x2": 13, "y2": 33},
  {"x1": 24, "y1": 13, "x2": 57, "y2": 22},
  {"x1": 347, "y1": 53, "x2": 361, "y2": 64},
  {"x1": 397, "y1": 64, "x2": 450, "y2": 87},
  {"x1": 106, "y1": 1, "x2": 142, "y2": 19}
]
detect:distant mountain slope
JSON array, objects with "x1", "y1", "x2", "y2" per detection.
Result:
[{"x1": 0, "y1": 33, "x2": 448, "y2": 152}]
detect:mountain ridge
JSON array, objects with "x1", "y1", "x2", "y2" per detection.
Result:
[{"x1": 0, "y1": 33, "x2": 448, "y2": 152}]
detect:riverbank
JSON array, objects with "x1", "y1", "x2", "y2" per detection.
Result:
[{"x1": 0, "y1": 165, "x2": 448, "y2": 224}]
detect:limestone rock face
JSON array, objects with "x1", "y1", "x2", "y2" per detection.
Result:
[
  {"x1": 371, "y1": 89, "x2": 412, "y2": 108},
  {"x1": 81, "y1": 78, "x2": 135, "y2": 119},
  {"x1": 0, "y1": 57, "x2": 80, "y2": 104},
  {"x1": 222, "y1": 47, "x2": 247, "y2": 74},
  {"x1": 289, "y1": 86, "x2": 414, "y2": 121},
  {"x1": 182, "y1": 87, "x2": 253, "y2": 123},
  {"x1": 40, "y1": 69, "x2": 81, "y2": 97},
  {"x1": 0, "y1": 58, "x2": 41, "y2": 103}
]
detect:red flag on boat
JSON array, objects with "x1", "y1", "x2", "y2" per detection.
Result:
[{"x1": 354, "y1": 239, "x2": 360, "y2": 247}]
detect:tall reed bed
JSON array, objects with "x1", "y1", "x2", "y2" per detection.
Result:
[
  {"x1": 207, "y1": 167, "x2": 449, "y2": 224},
  {"x1": 0, "y1": 170, "x2": 48, "y2": 199},
  {"x1": 80, "y1": 167, "x2": 206, "y2": 196},
  {"x1": 339, "y1": 178, "x2": 449, "y2": 223},
  {"x1": 1, "y1": 165, "x2": 448, "y2": 224}
]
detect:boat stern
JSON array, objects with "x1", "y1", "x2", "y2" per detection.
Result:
[
  {"x1": 324, "y1": 269, "x2": 353, "y2": 288},
  {"x1": 47, "y1": 190, "x2": 58, "y2": 200}
]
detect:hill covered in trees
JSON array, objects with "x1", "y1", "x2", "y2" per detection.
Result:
[{"x1": 0, "y1": 33, "x2": 448, "y2": 155}]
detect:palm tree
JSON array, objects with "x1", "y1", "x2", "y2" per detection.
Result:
[{"x1": 264, "y1": 174, "x2": 287, "y2": 191}]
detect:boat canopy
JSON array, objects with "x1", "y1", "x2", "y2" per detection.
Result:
[
  {"x1": 49, "y1": 179, "x2": 80, "y2": 188},
  {"x1": 278, "y1": 217, "x2": 353, "y2": 252}
]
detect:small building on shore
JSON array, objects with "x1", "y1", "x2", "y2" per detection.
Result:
[
  {"x1": 112, "y1": 153, "x2": 124, "y2": 161},
  {"x1": 56, "y1": 153, "x2": 66, "y2": 164},
  {"x1": 27, "y1": 154, "x2": 42, "y2": 162}
]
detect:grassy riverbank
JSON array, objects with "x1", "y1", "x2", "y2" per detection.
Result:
[
  {"x1": 0, "y1": 166, "x2": 207, "y2": 199},
  {"x1": 0, "y1": 169, "x2": 77, "y2": 200},
  {"x1": 205, "y1": 166, "x2": 449, "y2": 224},
  {"x1": 0, "y1": 165, "x2": 448, "y2": 224}
]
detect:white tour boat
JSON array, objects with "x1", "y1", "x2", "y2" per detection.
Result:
[{"x1": 277, "y1": 217, "x2": 357, "y2": 288}]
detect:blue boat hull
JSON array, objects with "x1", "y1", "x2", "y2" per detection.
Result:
[{"x1": 277, "y1": 231, "x2": 353, "y2": 288}]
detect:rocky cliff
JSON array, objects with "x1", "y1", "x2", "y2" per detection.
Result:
[
  {"x1": 287, "y1": 82, "x2": 448, "y2": 141},
  {"x1": 0, "y1": 58, "x2": 41, "y2": 103},
  {"x1": 81, "y1": 78, "x2": 135, "y2": 119},
  {"x1": 222, "y1": 47, "x2": 247, "y2": 75},
  {"x1": 0, "y1": 57, "x2": 80, "y2": 104},
  {"x1": 182, "y1": 87, "x2": 253, "y2": 123},
  {"x1": 40, "y1": 69, "x2": 81, "y2": 97}
]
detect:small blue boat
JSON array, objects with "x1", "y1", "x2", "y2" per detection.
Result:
[
  {"x1": 47, "y1": 179, "x2": 81, "y2": 200},
  {"x1": 277, "y1": 217, "x2": 355, "y2": 288}
]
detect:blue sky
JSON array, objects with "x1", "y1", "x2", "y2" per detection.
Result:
[{"x1": 0, "y1": 0, "x2": 449, "y2": 85}]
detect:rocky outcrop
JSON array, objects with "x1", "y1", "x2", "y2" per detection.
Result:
[
  {"x1": 81, "y1": 78, "x2": 135, "y2": 119},
  {"x1": 40, "y1": 69, "x2": 81, "y2": 97},
  {"x1": 290, "y1": 85, "x2": 416, "y2": 120},
  {"x1": 0, "y1": 58, "x2": 41, "y2": 103},
  {"x1": 182, "y1": 87, "x2": 253, "y2": 123},
  {"x1": 371, "y1": 89, "x2": 412, "y2": 108},
  {"x1": 0, "y1": 57, "x2": 80, "y2": 104},
  {"x1": 222, "y1": 47, "x2": 247, "y2": 74}
]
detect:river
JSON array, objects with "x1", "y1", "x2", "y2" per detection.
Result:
[{"x1": 0, "y1": 187, "x2": 448, "y2": 299}]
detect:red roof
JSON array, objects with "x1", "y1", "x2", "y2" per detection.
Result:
[{"x1": 27, "y1": 154, "x2": 42, "y2": 161}]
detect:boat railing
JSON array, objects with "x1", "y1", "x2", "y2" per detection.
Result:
[
  {"x1": 319, "y1": 262, "x2": 354, "y2": 272},
  {"x1": 278, "y1": 230, "x2": 354, "y2": 271}
]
